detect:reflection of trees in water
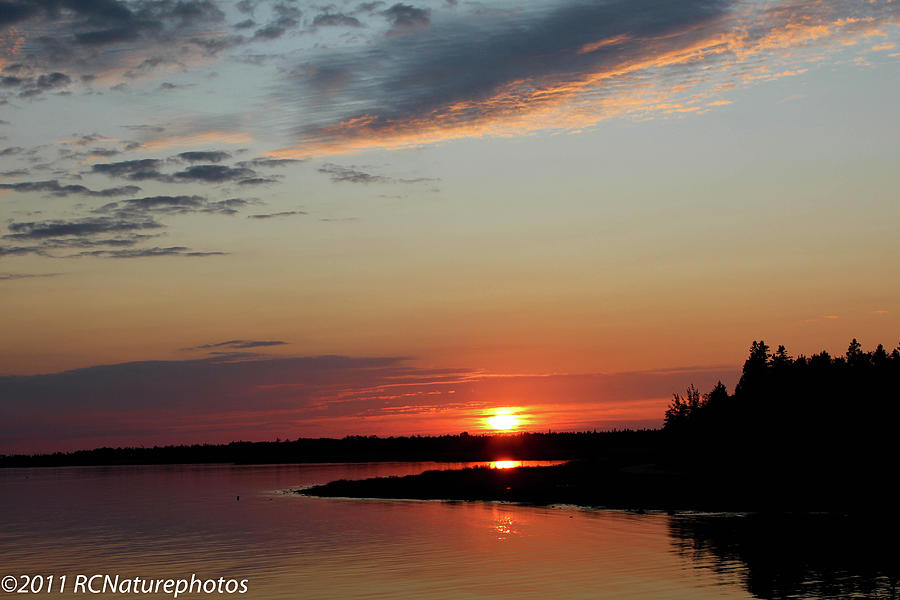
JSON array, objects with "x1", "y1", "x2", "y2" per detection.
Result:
[{"x1": 669, "y1": 514, "x2": 899, "y2": 599}]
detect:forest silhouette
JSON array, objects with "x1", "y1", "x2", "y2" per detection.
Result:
[
  {"x1": 665, "y1": 338, "x2": 899, "y2": 444},
  {"x1": 659, "y1": 338, "x2": 898, "y2": 508}
]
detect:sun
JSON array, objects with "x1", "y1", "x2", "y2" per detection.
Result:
[{"x1": 487, "y1": 413, "x2": 520, "y2": 431}]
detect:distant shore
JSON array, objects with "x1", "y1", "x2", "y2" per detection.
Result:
[{"x1": 0, "y1": 431, "x2": 659, "y2": 468}]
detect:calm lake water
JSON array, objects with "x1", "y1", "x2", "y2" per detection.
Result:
[{"x1": 1, "y1": 463, "x2": 896, "y2": 600}]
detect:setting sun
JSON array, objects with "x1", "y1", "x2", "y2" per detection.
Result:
[
  {"x1": 487, "y1": 413, "x2": 520, "y2": 431},
  {"x1": 490, "y1": 460, "x2": 521, "y2": 469}
]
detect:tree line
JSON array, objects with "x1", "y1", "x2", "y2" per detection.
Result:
[{"x1": 663, "y1": 338, "x2": 899, "y2": 474}]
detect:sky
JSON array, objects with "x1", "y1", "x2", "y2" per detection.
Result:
[{"x1": 1, "y1": 0, "x2": 898, "y2": 453}]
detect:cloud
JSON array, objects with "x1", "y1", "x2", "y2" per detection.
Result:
[
  {"x1": 247, "y1": 210, "x2": 306, "y2": 219},
  {"x1": 185, "y1": 339, "x2": 289, "y2": 350},
  {"x1": 0, "y1": 215, "x2": 174, "y2": 258},
  {"x1": 250, "y1": 1, "x2": 302, "y2": 39},
  {"x1": 0, "y1": 355, "x2": 737, "y2": 452},
  {"x1": 318, "y1": 162, "x2": 436, "y2": 184},
  {"x1": 235, "y1": 0, "x2": 257, "y2": 15},
  {"x1": 235, "y1": 176, "x2": 279, "y2": 185},
  {"x1": 313, "y1": 13, "x2": 363, "y2": 28},
  {"x1": 91, "y1": 159, "x2": 167, "y2": 181},
  {"x1": 2, "y1": 0, "x2": 225, "y2": 51},
  {"x1": 95, "y1": 195, "x2": 203, "y2": 213},
  {"x1": 0, "y1": 1, "x2": 39, "y2": 26},
  {"x1": 124, "y1": 56, "x2": 184, "y2": 79},
  {"x1": 318, "y1": 163, "x2": 391, "y2": 184},
  {"x1": 176, "y1": 150, "x2": 232, "y2": 163},
  {"x1": 188, "y1": 34, "x2": 246, "y2": 56},
  {"x1": 172, "y1": 164, "x2": 257, "y2": 182},
  {"x1": 3, "y1": 217, "x2": 163, "y2": 241},
  {"x1": 0, "y1": 71, "x2": 73, "y2": 98},
  {"x1": 235, "y1": 158, "x2": 303, "y2": 168},
  {"x1": 381, "y1": 3, "x2": 431, "y2": 35},
  {"x1": 269, "y1": 0, "x2": 900, "y2": 157},
  {"x1": 72, "y1": 246, "x2": 227, "y2": 258},
  {"x1": 35, "y1": 71, "x2": 70, "y2": 86},
  {"x1": 274, "y1": 0, "x2": 735, "y2": 153},
  {"x1": 0, "y1": 76, "x2": 24, "y2": 88},
  {"x1": 0, "y1": 180, "x2": 140, "y2": 197},
  {"x1": 59, "y1": 133, "x2": 113, "y2": 146},
  {"x1": 85, "y1": 148, "x2": 123, "y2": 158},
  {"x1": 94, "y1": 195, "x2": 254, "y2": 217},
  {"x1": 203, "y1": 198, "x2": 253, "y2": 213},
  {"x1": 356, "y1": 2, "x2": 386, "y2": 14},
  {"x1": 90, "y1": 160, "x2": 260, "y2": 184},
  {"x1": 0, "y1": 0, "x2": 241, "y2": 103},
  {"x1": 36, "y1": 235, "x2": 159, "y2": 249},
  {"x1": 0, "y1": 245, "x2": 44, "y2": 257},
  {"x1": 0, "y1": 272, "x2": 62, "y2": 281},
  {"x1": 253, "y1": 24, "x2": 287, "y2": 40}
]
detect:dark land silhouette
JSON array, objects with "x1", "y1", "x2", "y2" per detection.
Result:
[
  {"x1": 0, "y1": 430, "x2": 659, "y2": 468},
  {"x1": 301, "y1": 339, "x2": 900, "y2": 512}
]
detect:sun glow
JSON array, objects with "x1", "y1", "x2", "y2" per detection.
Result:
[
  {"x1": 490, "y1": 460, "x2": 520, "y2": 469},
  {"x1": 486, "y1": 413, "x2": 520, "y2": 431}
]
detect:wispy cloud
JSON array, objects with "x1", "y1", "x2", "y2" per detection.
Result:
[
  {"x1": 94, "y1": 196, "x2": 254, "y2": 216},
  {"x1": 183, "y1": 339, "x2": 290, "y2": 350},
  {"x1": 173, "y1": 165, "x2": 257, "y2": 182},
  {"x1": 235, "y1": 158, "x2": 304, "y2": 168},
  {"x1": 72, "y1": 246, "x2": 228, "y2": 259},
  {"x1": 313, "y1": 13, "x2": 363, "y2": 28},
  {"x1": 247, "y1": 210, "x2": 306, "y2": 219},
  {"x1": 0, "y1": 180, "x2": 140, "y2": 197},
  {"x1": 318, "y1": 163, "x2": 393, "y2": 184},
  {"x1": 318, "y1": 162, "x2": 437, "y2": 184},
  {"x1": 1, "y1": 215, "x2": 230, "y2": 259},
  {"x1": 89, "y1": 159, "x2": 262, "y2": 184},
  {"x1": 91, "y1": 159, "x2": 168, "y2": 181},
  {"x1": 4, "y1": 217, "x2": 163, "y2": 240},
  {"x1": 177, "y1": 151, "x2": 233, "y2": 163},
  {"x1": 0, "y1": 272, "x2": 62, "y2": 281}
]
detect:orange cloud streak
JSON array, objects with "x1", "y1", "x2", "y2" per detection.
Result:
[{"x1": 269, "y1": 1, "x2": 899, "y2": 159}]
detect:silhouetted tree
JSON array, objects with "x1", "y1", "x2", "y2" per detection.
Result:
[{"x1": 664, "y1": 384, "x2": 701, "y2": 429}]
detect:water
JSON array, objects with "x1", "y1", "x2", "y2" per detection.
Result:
[{"x1": 1, "y1": 463, "x2": 896, "y2": 599}]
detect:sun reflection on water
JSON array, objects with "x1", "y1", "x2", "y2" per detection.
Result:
[{"x1": 492, "y1": 506, "x2": 518, "y2": 540}]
